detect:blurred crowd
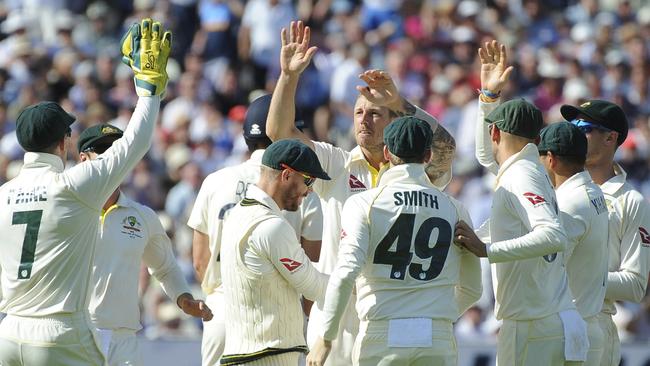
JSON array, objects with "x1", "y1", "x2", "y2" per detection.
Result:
[{"x1": 1, "y1": 0, "x2": 650, "y2": 344}]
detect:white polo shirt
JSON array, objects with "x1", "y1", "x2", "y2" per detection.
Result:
[
  {"x1": 187, "y1": 149, "x2": 323, "y2": 295},
  {"x1": 320, "y1": 164, "x2": 481, "y2": 340},
  {"x1": 0, "y1": 96, "x2": 159, "y2": 316},
  {"x1": 556, "y1": 170, "x2": 609, "y2": 319},
  {"x1": 89, "y1": 192, "x2": 190, "y2": 330},
  {"x1": 475, "y1": 100, "x2": 574, "y2": 320},
  {"x1": 601, "y1": 164, "x2": 650, "y2": 314}
]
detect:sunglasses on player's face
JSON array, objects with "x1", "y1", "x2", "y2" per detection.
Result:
[
  {"x1": 570, "y1": 119, "x2": 612, "y2": 134},
  {"x1": 280, "y1": 163, "x2": 316, "y2": 188},
  {"x1": 83, "y1": 143, "x2": 112, "y2": 155}
]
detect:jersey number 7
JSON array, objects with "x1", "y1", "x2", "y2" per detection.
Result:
[
  {"x1": 373, "y1": 213, "x2": 452, "y2": 281},
  {"x1": 12, "y1": 210, "x2": 43, "y2": 280}
]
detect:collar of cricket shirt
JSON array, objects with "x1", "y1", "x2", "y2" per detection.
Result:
[
  {"x1": 350, "y1": 145, "x2": 381, "y2": 187},
  {"x1": 244, "y1": 184, "x2": 282, "y2": 214},
  {"x1": 556, "y1": 170, "x2": 592, "y2": 195},
  {"x1": 248, "y1": 149, "x2": 265, "y2": 164},
  {"x1": 378, "y1": 163, "x2": 432, "y2": 188},
  {"x1": 600, "y1": 162, "x2": 627, "y2": 196},
  {"x1": 495, "y1": 143, "x2": 540, "y2": 186},
  {"x1": 23, "y1": 152, "x2": 65, "y2": 172}
]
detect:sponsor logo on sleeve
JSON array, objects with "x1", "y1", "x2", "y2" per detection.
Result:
[
  {"x1": 523, "y1": 192, "x2": 547, "y2": 206},
  {"x1": 639, "y1": 227, "x2": 650, "y2": 247},
  {"x1": 349, "y1": 174, "x2": 366, "y2": 192},
  {"x1": 340, "y1": 229, "x2": 347, "y2": 239},
  {"x1": 279, "y1": 258, "x2": 302, "y2": 272}
]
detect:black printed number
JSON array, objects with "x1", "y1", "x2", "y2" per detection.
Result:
[
  {"x1": 12, "y1": 210, "x2": 43, "y2": 280},
  {"x1": 373, "y1": 213, "x2": 452, "y2": 281}
]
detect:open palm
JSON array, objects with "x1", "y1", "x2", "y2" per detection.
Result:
[
  {"x1": 356, "y1": 69, "x2": 401, "y2": 109},
  {"x1": 280, "y1": 21, "x2": 317, "y2": 76},
  {"x1": 479, "y1": 40, "x2": 514, "y2": 94}
]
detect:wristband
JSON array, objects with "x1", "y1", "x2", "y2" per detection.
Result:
[{"x1": 480, "y1": 89, "x2": 501, "y2": 99}]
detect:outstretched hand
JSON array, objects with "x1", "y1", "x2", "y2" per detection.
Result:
[
  {"x1": 280, "y1": 21, "x2": 318, "y2": 77},
  {"x1": 478, "y1": 40, "x2": 514, "y2": 96},
  {"x1": 356, "y1": 69, "x2": 402, "y2": 111}
]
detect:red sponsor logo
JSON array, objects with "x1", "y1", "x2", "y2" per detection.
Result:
[
  {"x1": 279, "y1": 258, "x2": 302, "y2": 272},
  {"x1": 523, "y1": 192, "x2": 546, "y2": 206},
  {"x1": 340, "y1": 229, "x2": 347, "y2": 239},
  {"x1": 349, "y1": 174, "x2": 366, "y2": 191},
  {"x1": 639, "y1": 227, "x2": 650, "y2": 246}
]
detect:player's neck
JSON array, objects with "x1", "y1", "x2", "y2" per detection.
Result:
[
  {"x1": 553, "y1": 168, "x2": 582, "y2": 188},
  {"x1": 361, "y1": 146, "x2": 386, "y2": 171},
  {"x1": 103, "y1": 190, "x2": 120, "y2": 211},
  {"x1": 586, "y1": 161, "x2": 617, "y2": 186}
]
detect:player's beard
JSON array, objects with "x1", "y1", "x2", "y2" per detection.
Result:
[{"x1": 281, "y1": 189, "x2": 305, "y2": 212}]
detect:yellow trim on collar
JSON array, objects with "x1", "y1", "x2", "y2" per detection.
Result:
[{"x1": 101, "y1": 204, "x2": 119, "y2": 227}]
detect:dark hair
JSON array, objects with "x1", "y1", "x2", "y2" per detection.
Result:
[
  {"x1": 245, "y1": 137, "x2": 272, "y2": 153},
  {"x1": 540, "y1": 151, "x2": 586, "y2": 168}
]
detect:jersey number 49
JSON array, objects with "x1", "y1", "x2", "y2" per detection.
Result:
[{"x1": 373, "y1": 213, "x2": 452, "y2": 281}]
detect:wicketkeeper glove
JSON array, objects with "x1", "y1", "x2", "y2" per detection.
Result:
[{"x1": 120, "y1": 18, "x2": 172, "y2": 97}]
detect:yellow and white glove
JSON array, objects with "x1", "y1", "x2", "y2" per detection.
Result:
[{"x1": 120, "y1": 18, "x2": 172, "y2": 97}]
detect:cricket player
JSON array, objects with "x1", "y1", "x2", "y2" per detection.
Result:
[
  {"x1": 454, "y1": 40, "x2": 588, "y2": 365},
  {"x1": 559, "y1": 99, "x2": 650, "y2": 366},
  {"x1": 265, "y1": 21, "x2": 456, "y2": 364},
  {"x1": 220, "y1": 139, "x2": 330, "y2": 365},
  {"x1": 0, "y1": 18, "x2": 170, "y2": 365},
  {"x1": 307, "y1": 117, "x2": 481, "y2": 366},
  {"x1": 76, "y1": 123, "x2": 212, "y2": 366},
  {"x1": 538, "y1": 122, "x2": 609, "y2": 365},
  {"x1": 188, "y1": 94, "x2": 323, "y2": 365}
]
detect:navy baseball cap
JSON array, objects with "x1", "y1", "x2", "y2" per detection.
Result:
[
  {"x1": 16, "y1": 101, "x2": 76, "y2": 151},
  {"x1": 243, "y1": 94, "x2": 304, "y2": 142},
  {"x1": 262, "y1": 139, "x2": 330, "y2": 180}
]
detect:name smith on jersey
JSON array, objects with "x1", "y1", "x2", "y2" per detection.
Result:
[{"x1": 393, "y1": 190, "x2": 439, "y2": 210}]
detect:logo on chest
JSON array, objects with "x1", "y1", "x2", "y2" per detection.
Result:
[
  {"x1": 121, "y1": 215, "x2": 143, "y2": 238},
  {"x1": 349, "y1": 174, "x2": 367, "y2": 192}
]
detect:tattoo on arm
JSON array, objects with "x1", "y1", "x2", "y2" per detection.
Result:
[{"x1": 426, "y1": 125, "x2": 456, "y2": 183}]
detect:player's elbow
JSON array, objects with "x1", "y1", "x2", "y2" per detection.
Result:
[{"x1": 630, "y1": 277, "x2": 647, "y2": 303}]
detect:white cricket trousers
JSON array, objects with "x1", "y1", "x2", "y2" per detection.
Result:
[
  {"x1": 95, "y1": 328, "x2": 142, "y2": 366},
  {"x1": 597, "y1": 312, "x2": 620, "y2": 366},
  {"x1": 497, "y1": 313, "x2": 583, "y2": 366},
  {"x1": 0, "y1": 312, "x2": 105, "y2": 366},
  {"x1": 353, "y1": 319, "x2": 456, "y2": 366},
  {"x1": 583, "y1": 315, "x2": 604, "y2": 366},
  {"x1": 202, "y1": 287, "x2": 226, "y2": 366}
]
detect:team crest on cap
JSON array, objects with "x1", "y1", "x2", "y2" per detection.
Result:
[
  {"x1": 349, "y1": 174, "x2": 366, "y2": 192},
  {"x1": 279, "y1": 258, "x2": 302, "y2": 272},
  {"x1": 639, "y1": 227, "x2": 650, "y2": 247},
  {"x1": 121, "y1": 215, "x2": 143, "y2": 238},
  {"x1": 580, "y1": 101, "x2": 591, "y2": 108},
  {"x1": 102, "y1": 126, "x2": 120, "y2": 134},
  {"x1": 249, "y1": 123, "x2": 262, "y2": 136},
  {"x1": 523, "y1": 192, "x2": 546, "y2": 206}
]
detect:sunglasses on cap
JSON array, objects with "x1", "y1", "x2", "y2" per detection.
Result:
[
  {"x1": 280, "y1": 163, "x2": 316, "y2": 188},
  {"x1": 82, "y1": 143, "x2": 113, "y2": 155},
  {"x1": 570, "y1": 119, "x2": 612, "y2": 134}
]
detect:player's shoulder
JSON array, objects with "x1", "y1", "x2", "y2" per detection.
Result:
[{"x1": 619, "y1": 183, "x2": 650, "y2": 213}]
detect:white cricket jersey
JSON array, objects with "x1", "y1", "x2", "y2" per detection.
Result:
[
  {"x1": 601, "y1": 164, "x2": 650, "y2": 314},
  {"x1": 89, "y1": 192, "x2": 190, "y2": 330},
  {"x1": 556, "y1": 171, "x2": 609, "y2": 318},
  {"x1": 312, "y1": 142, "x2": 451, "y2": 276},
  {"x1": 220, "y1": 185, "x2": 328, "y2": 364},
  {"x1": 187, "y1": 149, "x2": 323, "y2": 295},
  {"x1": 0, "y1": 97, "x2": 159, "y2": 317},
  {"x1": 475, "y1": 100, "x2": 574, "y2": 320},
  {"x1": 320, "y1": 164, "x2": 481, "y2": 340}
]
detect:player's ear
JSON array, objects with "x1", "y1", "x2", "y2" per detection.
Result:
[
  {"x1": 79, "y1": 152, "x2": 89, "y2": 162},
  {"x1": 383, "y1": 145, "x2": 390, "y2": 161}
]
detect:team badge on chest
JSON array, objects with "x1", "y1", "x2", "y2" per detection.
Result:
[{"x1": 121, "y1": 215, "x2": 143, "y2": 238}]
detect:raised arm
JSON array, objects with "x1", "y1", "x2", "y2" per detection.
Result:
[
  {"x1": 266, "y1": 21, "x2": 316, "y2": 148},
  {"x1": 64, "y1": 19, "x2": 171, "y2": 209},
  {"x1": 475, "y1": 41, "x2": 514, "y2": 175}
]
